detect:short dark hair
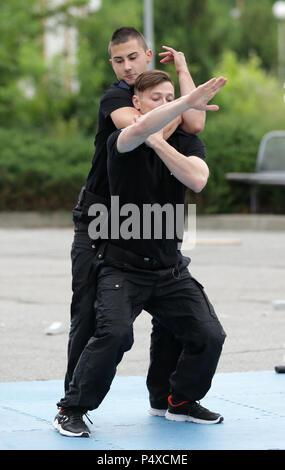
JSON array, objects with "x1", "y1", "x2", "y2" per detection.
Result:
[
  {"x1": 108, "y1": 27, "x2": 148, "y2": 56},
  {"x1": 134, "y1": 70, "x2": 174, "y2": 94}
]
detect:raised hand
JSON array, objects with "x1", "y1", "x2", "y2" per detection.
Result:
[
  {"x1": 158, "y1": 46, "x2": 188, "y2": 74},
  {"x1": 186, "y1": 77, "x2": 227, "y2": 111}
]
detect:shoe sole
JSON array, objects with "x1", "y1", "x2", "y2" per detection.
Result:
[
  {"x1": 165, "y1": 411, "x2": 223, "y2": 424},
  {"x1": 53, "y1": 419, "x2": 90, "y2": 437},
  {"x1": 149, "y1": 408, "x2": 167, "y2": 417}
]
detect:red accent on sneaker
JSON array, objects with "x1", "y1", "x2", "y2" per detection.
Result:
[{"x1": 168, "y1": 395, "x2": 189, "y2": 407}]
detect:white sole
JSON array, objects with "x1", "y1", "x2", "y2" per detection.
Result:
[
  {"x1": 53, "y1": 419, "x2": 90, "y2": 437},
  {"x1": 165, "y1": 411, "x2": 223, "y2": 424},
  {"x1": 149, "y1": 408, "x2": 167, "y2": 417}
]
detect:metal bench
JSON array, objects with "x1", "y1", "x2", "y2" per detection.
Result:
[{"x1": 226, "y1": 131, "x2": 285, "y2": 213}]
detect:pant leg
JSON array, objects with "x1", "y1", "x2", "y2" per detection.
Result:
[
  {"x1": 146, "y1": 255, "x2": 189, "y2": 409},
  {"x1": 57, "y1": 265, "x2": 147, "y2": 411},
  {"x1": 147, "y1": 269, "x2": 226, "y2": 402},
  {"x1": 64, "y1": 219, "x2": 97, "y2": 392},
  {"x1": 146, "y1": 318, "x2": 182, "y2": 409}
]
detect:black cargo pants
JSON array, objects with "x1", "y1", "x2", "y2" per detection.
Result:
[
  {"x1": 59, "y1": 254, "x2": 226, "y2": 411},
  {"x1": 64, "y1": 211, "x2": 182, "y2": 409}
]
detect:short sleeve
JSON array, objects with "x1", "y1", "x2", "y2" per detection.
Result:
[
  {"x1": 177, "y1": 130, "x2": 206, "y2": 160},
  {"x1": 100, "y1": 86, "x2": 134, "y2": 119},
  {"x1": 187, "y1": 135, "x2": 206, "y2": 160},
  {"x1": 107, "y1": 129, "x2": 122, "y2": 159},
  {"x1": 107, "y1": 129, "x2": 143, "y2": 161}
]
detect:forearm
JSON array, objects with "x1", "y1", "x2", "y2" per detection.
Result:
[
  {"x1": 117, "y1": 76, "x2": 226, "y2": 153},
  {"x1": 152, "y1": 139, "x2": 209, "y2": 192},
  {"x1": 178, "y1": 70, "x2": 206, "y2": 134},
  {"x1": 162, "y1": 115, "x2": 182, "y2": 140},
  {"x1": 117, "y1": 95, "x2": 190, "y2": 153}
]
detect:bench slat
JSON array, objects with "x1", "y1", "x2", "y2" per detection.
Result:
[{"x1": 226, "y1": 171, "x2": 285, "y2": 185}]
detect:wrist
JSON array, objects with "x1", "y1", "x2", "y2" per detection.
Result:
[{"x1": 177, "y1": 64, "x2": 190, "y2": 74}]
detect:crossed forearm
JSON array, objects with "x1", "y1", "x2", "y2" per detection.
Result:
[
  {"x1": 150, "y1": 139, "x2": 209, "y2": 192},
  {"x1": 117, "y1": 94, "x2": 192, "y2": 153},
  {"x1": 116, "y1": 77, "x2": 226, "y2": 153},
  {"x1": 178, "y1": 69, "x2": 206, "y2": 134}
]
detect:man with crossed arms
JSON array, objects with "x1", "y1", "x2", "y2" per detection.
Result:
[
  {"x1": 54, "y1": 68, "x2": 227, "y2": 437},
  {"x1": 56, "y1": 27, "x2": 208, "y2": 437}
]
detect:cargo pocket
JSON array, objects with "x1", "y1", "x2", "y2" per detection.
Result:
[{"x1": 190, "y1": 276, "x2": 219, "y2": 321}]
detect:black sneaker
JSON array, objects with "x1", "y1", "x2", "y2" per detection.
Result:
[
  {"x1": 53, "y1": 408, "x2": 92, "y2": 437},
  {"x1": 165, "y1": 395, "x2": 223, "y2": 424}
]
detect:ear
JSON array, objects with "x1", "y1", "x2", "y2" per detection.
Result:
[
  {"x1": 132, "y1": 95, "x2": 141, "y2": 111},
  {"x1": 146, "y1": 49, "x2": 153, "y2": 65}
]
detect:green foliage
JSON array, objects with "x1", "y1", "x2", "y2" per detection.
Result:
[
  {"x1": 0, "y1": 128, "x2": 92, "y2": 210},
  {"x1": 232, "y1": 0, "x2": 278, "y2": 72},
  {"x1": 211, "y1": 50, "x2": 284, "y2": 128},
  {"x1": 75, "y1": 0, "x2": 143, "y2": 132},
  {"x1": 153, "y1": 0, "x2": 236, "y2": 84},
  {"x1": 0, "y1": 0, "x2": 284, "y2": 213},
  {"x1": 193, "y1": 50, "x2": 285, "y2": 213},
  {"x1": 195, "y1": 113, "x2": 262, "y2": 214}
]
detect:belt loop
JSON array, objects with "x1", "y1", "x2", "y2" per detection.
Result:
[
  {"x1": 172, "y1": 264, "x2": 180, "y2": 279},
  {"x1": 77, "y1": 186, "x2": 85, "y2": 206}
]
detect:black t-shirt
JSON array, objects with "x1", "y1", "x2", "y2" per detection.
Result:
[
  {"x1": 106, "y1": 128, "x2": 206, "y2": 267},
  {"x1": 85, "y1": 81, "x2": 134, "y2": 198}
]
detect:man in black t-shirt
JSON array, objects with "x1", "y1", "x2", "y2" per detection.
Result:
[
  {"x1": 63, "y1": 28, "x2": 192, "y2": 394},
  {"x1": 54, "y1": 70, "x2": 227, "y2": 437},
  {"x1": 54, "y1": 28, "x2": 209, "y2": 438}
]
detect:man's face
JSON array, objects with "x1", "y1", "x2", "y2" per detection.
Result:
[
  {"x1": 133, "y1": 81, "x2": 175, "y2": 115},
  {"x1": 109, "y1": 39, "x2": 152, "y2": 86}
]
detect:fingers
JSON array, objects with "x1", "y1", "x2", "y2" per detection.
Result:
[
  {"x1": 158, "y1": 46, "x2": 179, "y2": 59},
  {"x1": 159, "y1": 58, "x2": 173, "y2": 64},
  {"x1": 199, "y1": 77, "x2": 227, "y2": 94},
  {"x1": 205, "y1": 104, "x2": 220, "y2": 112},
  {"x1": 162, "y1": 45, "x2": 176, "y2": 53},
  {"x1": 158, "y1": 48, "x2": 174, "y2": 64},
  {"x1": 189, "y1": 76, "x2": 226, "y2": 111}
]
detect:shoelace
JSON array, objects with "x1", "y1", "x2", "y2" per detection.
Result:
[
  {"x1": 61, "y1": 409, "x2": 93, "y2": 425},
  {"x1": 84, "y1": 413, "x2": 93, "y2": 425}
]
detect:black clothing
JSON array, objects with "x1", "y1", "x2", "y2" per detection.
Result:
[
  {"x1": 63, "y1": 81, "x2": 183, "y2": 406},
  {"x1": 64, "y1": 81, "x2": 134, "y2": 388},
  {"x1": 58, "y1": 260, "x2": 226, "y2": 411},
  {"x1": 64, "y1": 221, "x2": 97, "y2": 391},
  {"x1": 58, "y1": 124, "x2": 226, "y2": 412},
  {"x1": 106, "y1": 128, "x2": 206, "y2": 266},
  {"x1": 85, "y1": 81, "x2": 134, "y2": 198}
]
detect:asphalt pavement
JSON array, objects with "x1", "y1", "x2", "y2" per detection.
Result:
[{"x1": 0, "y1": 213, "x2": 285, "y2": 383}]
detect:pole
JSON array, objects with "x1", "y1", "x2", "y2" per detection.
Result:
[
  {"x1": 272, "y1": 2, "x2": 285, "y2": 82},
  {"x1": 144, "y1": 0, "x2": 155, "y2": 68},
  {"x1": 277, "y1": 19, "x2": 285, "y2": 82}
]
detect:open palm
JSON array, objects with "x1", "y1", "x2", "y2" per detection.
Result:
[{"x1": 187, "y1": 77, "x2": 227, "y2": 111}]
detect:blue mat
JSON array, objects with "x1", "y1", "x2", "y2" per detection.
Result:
[{"x1": 0, "y1": 371, "x2": 284, "y2": 451}]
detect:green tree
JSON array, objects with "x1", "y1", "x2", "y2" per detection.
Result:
[
  {"x1": 152, "y1": 0, "x2": 279, "y2": 85},
  {"x1": 153, "y1": 0, "x2": 236, "y2": 84},
  {"x1": 75, "y1": 0, "x2": 142, "y2": 133},
  {"x1": 0, "y1": 0, "x2": 43, "y2": 126},
  {"x1": 198, "y1": 50, "x2": 285, "y2": 214},
  {"x1": 0, "y1": 0, "x2": 91, "y2": 129},
  {"x1": 232, "y1": 0, "x2": 278, "y2": 73}
]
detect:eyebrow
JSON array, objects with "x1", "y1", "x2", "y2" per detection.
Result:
[
  {"x1": 151, "y1": 92, "x2": 174, "y2": 97},
  {"x1": 112, "y1": 51, "x2": 139, "y2": 60}
]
